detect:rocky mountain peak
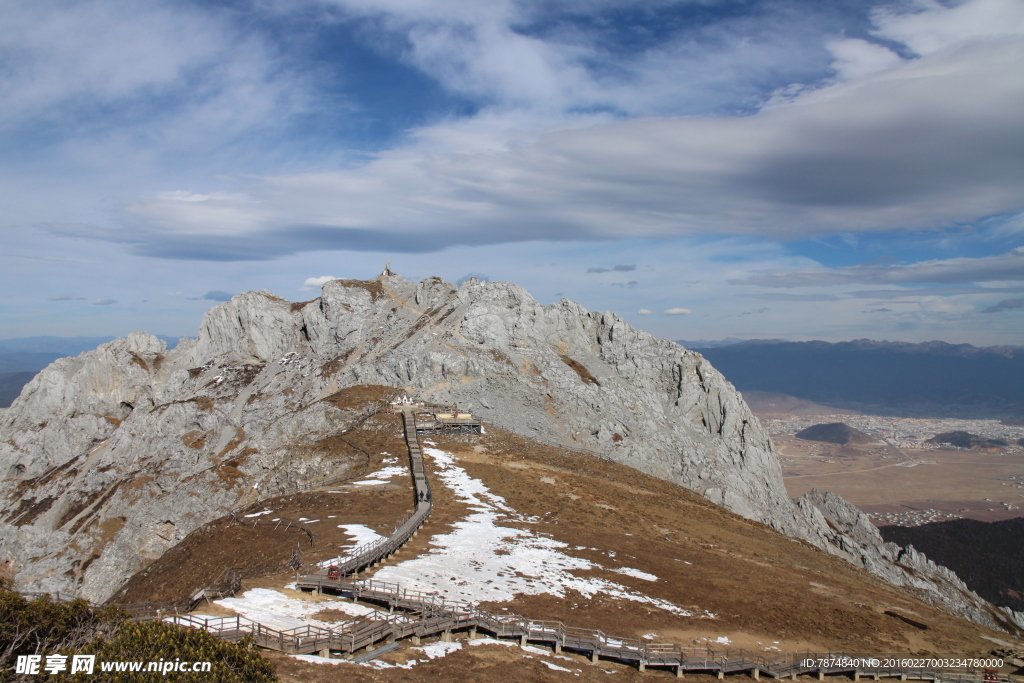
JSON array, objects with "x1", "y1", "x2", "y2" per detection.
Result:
[{"x1": 1, "y1": 273, "x2": 1021, "y2": 633}]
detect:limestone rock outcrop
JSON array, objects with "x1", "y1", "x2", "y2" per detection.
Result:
[
  {"x1": 0, "y1": 273, "x2": 1018, "y2": 634},
  {"x1": 797, "y1": 489, "x2": 1024, "y2": 632}
]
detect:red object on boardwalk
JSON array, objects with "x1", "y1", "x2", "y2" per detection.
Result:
[{"x1": 327, "y1": 566, "x2": 339, "y2": 581}]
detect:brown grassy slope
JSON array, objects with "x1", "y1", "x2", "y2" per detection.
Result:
[
  {"x1": 411, "y1": 426, "x2": 1014, "y2": 655},
  {"x1": 118, "y1": 413, "x2": 1018, "y2": 668}
]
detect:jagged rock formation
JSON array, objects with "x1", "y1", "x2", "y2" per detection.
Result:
[
  {"x1": 795, "y1": 490, "x2": 1024, "y2": 633},
  {"x1": 0, "y1": 273, "x2": 1020, "y2": 633}
]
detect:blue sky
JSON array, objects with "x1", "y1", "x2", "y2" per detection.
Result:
[{"x1": 1, "y1": 0, "x2": 1023, "y2": 345}]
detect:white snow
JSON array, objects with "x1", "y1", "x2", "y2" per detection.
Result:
[
  {"x1": 337, "y1": 524, "x2": 387, "y2": 546},
  {"x1": 413, "y1": 641, "x2": 463, "y2": 659},
  {"x1": 468, "y1": 637, "x2": 516, "y2": 647},
  {"x1": 371, "y1": 447, "x2": 704, "y2": 617},
  {"x1": 318, "y1": 524, "x2": 390, "y2": 567},
  {"x1": 353, "y1": 465, "x2": 406, "y2": 486},
  {"x1": 243, "y1": 509, "x2": 274, "y2": 518},
  {"x1": 612, "y1": 567, "x2": 658, "y2": 581},
  {"x1": 542, "y1": 661, "x2": 574, "y2": 672},
  {"x1": 291, "y1": 654, "x2": 345, "y2": 666},
  {"x1": 642, "y1": 633, "x2": 659, "y2": 640},
  {"x1": 214, "y1": 588, "x2": 377, "y2": 629}
]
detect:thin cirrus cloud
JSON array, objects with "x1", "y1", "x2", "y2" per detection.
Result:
[
  {"x1": 64, "y1": 0, "x2": 1024, "y2": 261},
  {"x1": 847, "y1": 286, "x2": 1024, "y2": 300},
  {"x1": 587, "y1": 264, "x2": 636, "y2": 274},
  {"x1": 187, "y1": 291, "x2": 233, "y2": 301},
  {"x1": 735, "y1": 248, "x2": 1024, "y2": 288},
  {"x1": 747, "y1": 293, "x2": 841, "y2": 301},
  {"x1": 92, "y1": 299, "x2": 117, "y2": 306},
  {"x1": 664, "y1": 307, "x2": 692, "y2": 315},
  {"x1": 49, "y1": 293, "x2": 87, "y2": 301},
  {"x1": 982, "y1": 298, "x2": 1024, "y2": 313}
]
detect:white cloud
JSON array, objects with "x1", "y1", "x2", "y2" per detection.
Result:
[
  {"x1": 301, "y1": 275, "x2": 337, "y2": 291},
  {"x1": 106, "y1": 17, "x2": 1024, "y2": 259},
  {"x1": 314, "y1": 0, "x2": 827, "y2": 118},
  {"x1": 664, "y1": 307, "x2": 692, "y2": 315},
  {"x1": 638, "y1": 308, "x2": 652, "y2": 314},
  {"x1": 735, "y1": 248, "x2": 1024, "y2": 288},
  {"x1": 826, "y1": 38, "x2": 903, "y2": 80},
  {"x1": 0, "y1": 1, "x2": 301, "y2": 135},
  {"x1": 871, "y1": 0, "x2": 1024, "y2": 57},
  {"x1": 48, "y1": 293, "x2": 86, "y2": 301},
  {"x1": 92, "y1": 298, "x2": 117, "y2": 306}
]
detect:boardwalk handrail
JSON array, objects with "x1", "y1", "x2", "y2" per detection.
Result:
[
  {"x1": 24, "y1": 402, "x2": 1008, "y2": 679},
  {"x1": 169, "y1": 575, "x2": 1014, "y2": 681},
  {"x1": 303, "y1": 407, "x2": 432, "y2": 578}
]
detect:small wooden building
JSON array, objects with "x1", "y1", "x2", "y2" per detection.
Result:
[{"x1": 415, "y1": 409, "x2": 483, "y2": 435}]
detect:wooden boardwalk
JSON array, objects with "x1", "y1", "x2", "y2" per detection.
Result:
[
  {"x1": 83, "y1": 406, "x2": 1011, "y2": 679},
  {"x1": 303, "y1": 406, "x2": 432, "y2": 579}
]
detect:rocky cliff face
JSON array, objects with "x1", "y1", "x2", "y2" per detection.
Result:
[
  {"x1": 796, "y1": 490, "x2": 1024, "y2": 633},
  {"x1": 0, "y1": 273, "x2": 1019, "y2": 633}
]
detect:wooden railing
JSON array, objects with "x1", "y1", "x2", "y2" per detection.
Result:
[
  {"x1": 21, "y1": 402, "x2": 1012, "y2": 679},
  {"x1": 301, "y1": 407, "x2": 432, "y2": 579}
]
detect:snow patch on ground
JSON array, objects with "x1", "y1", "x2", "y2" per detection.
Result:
[
  {"x1": 353, "y1": 465, "x2": 406, "y2": 486},
  {"x1": 337, "y1": 523, "x2": 387, "y2": 546},
  {"x1": 317, "y1": 524, "x2": 389, "y2": 567},
  {"x1": 542, "y1": 660, "x2": 575, "y2": 672},
  {"x1": 372, "y1": 447, "x2": 704, "y2": 617},
  {"x1": 291, "y1": 654, "x2": 345, "y2": 666},
  {"x1": 214, "y1": 588, "x2": 377, "y2": 629},
  {"x1": 413, "y1": 641, "x2": 463, "y2": 659},
  {"x1": 468, "y1": 637, "x2": 516, "y2": 647},
  {"x1": 612, "y1": 567, "x2": 658, "y2": 581}
]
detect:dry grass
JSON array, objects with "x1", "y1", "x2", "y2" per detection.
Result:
[
  {"x1": 111, "y1": 404, "x2": 1021, "y2": 681},
  {"x1": 321, "y1": 384, "x2": 395, "y2": 411},
  {"x1": 334, "y1": 279, "x2": 386, "y2": 301},
  {"x1": 559, "y1": 354, "x2": 600, "y2": 386}
]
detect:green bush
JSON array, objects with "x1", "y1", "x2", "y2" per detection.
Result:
[
  {"x1": 57, "y1": 621, "x2": 276, "y2": 682},
  {"x1": 2, "y1": 579, "x2": 276, "y2": 682}
]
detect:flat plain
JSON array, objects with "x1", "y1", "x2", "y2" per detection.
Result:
[{"x1": 762, "y1": 413, "x2": 1024, "y2": 525}]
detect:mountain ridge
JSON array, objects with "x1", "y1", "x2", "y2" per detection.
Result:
[{"x1": 1, "y1": 273, "x2": 1020, "y2": 634}]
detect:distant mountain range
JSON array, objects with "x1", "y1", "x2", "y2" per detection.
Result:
[
  {"x1": 675, "y1": 337, "x2": 751, "y2": 349},
  {"x1": 680, "y1": 339, "x2": 1024, "y2": 417},
  {"x1": 0, "y1": 335, "x2": 184, "y2": 407}
]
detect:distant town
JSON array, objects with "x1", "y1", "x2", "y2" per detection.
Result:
[
  {"x1": 764, "y1": 414, "x2": 1024, "y2": 526},
  {"x1": 761, "y1": 414, "x2": 1024, "y2": 452}
]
